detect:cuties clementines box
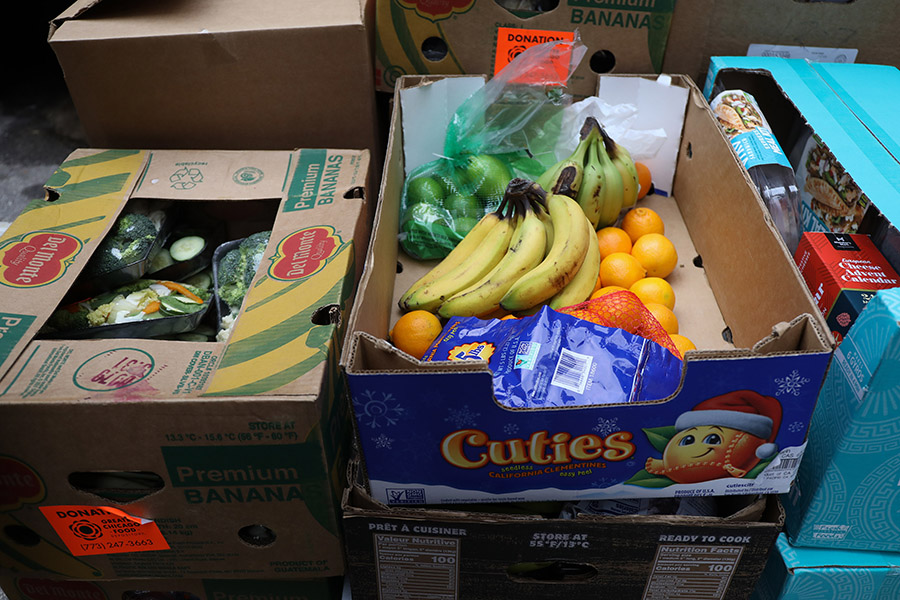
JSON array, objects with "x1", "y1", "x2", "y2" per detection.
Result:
[
  {"x1": 340, "y1": 73, "x2": 834, "y2": 505},
  {"x1": 0, "y1": 147, "x2": 371, "y2": 580}
]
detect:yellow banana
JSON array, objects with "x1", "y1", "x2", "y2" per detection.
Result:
[
  {"x1": 536, "y1": 118, "x2": 596, "y2": 198},
  {"x1": 595, "y1": 130, "x2": 625, "y2": 228},
  {"x1": 548, "y1": 212, "x2": 601, "y2": 310},
  {"x1": 398, "y1": 210, "x2": 502, "y2": 310},
  {"x1": 611, "y1": 139, "x2": 640, "y2": 210},
  {"x1": 575, "y1": 126, "x2": 606, "y2": 229},
  {"x1": 537, "y1": 203, "x2": 554, "y2": 257},
  {"x1": 439, "y1": 201, "x2": 547, "y2": 319},
  {"x1": 403, "y1": 217, "x2": 516, "y2": 313},
  {"x1": 500, "y1": 192, "x2": 590, "y2": 312}
]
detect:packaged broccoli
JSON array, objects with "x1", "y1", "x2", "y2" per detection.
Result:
[
  {"x1": 41, "y1": 278, "x2": 211, "y2": 340},
  {"x1": 212, "y1": 231, "x2": 272, "y2": 342}
]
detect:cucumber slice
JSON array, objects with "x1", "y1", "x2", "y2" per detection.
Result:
[
  {"x1": 170, "y1": 235, "x2": 206, "y2": 261},
  {"x1": 150, "y1": 248, "x2": 175, "y2": 272},
  {"x1": 185, "y1": 269, "x2": 213, "y2": 290}
]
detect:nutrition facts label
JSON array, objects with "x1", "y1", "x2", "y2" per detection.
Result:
[
  {"x1": 374, "y1": 534, "x2": 460, "y2": 600},
  {"x1": 643, "y1": 545, "x2": 743, "y2": 600}
]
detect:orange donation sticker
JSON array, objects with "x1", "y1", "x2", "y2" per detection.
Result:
[
  {"x1": 38, "y1": 505, "x2": 169, "y2": 556},
  {"x1": 493, "y1": 27, "x2": 576, "y2": 84}
]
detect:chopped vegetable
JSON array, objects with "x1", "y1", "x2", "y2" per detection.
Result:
[
  {"x1": 217, "y1": 231, "x2": 271, "y2": 312},
  {"x1": 150, "y1": 248, "x2": 175, "y2": 272},
  {"x1": 185, "y1": 269, "x2": 213, "y2": 291},
  {"x1": 169, "y1": 235, "x2": 206, "y2": 261},
  {"x1": 84, "y1": 213, "x2": 159, "y2": 276},
  {"x1": 157, "y1": 280, "x2": 203, "y2": 304}
]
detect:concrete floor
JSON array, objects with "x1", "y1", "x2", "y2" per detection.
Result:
[{"x1": 0, "y1": 2, "x2": 89, "y2": 226}]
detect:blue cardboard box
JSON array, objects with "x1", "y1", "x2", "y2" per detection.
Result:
[
  {"x1": 341, "y1": 73, "x2": 833, "y2": 506},
  {"x1": 783, "y1": 287, "x2": 900, "y2": 552},
  {"x1": 752, "y1": 533, "x2": 900, "y2": 600},
  {"x1": 703, "y1": 57, "x2": 900, "y2": 239}
]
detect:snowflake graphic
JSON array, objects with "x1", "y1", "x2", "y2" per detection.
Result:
[
  {"x1": 593, "y1": 416, "x2": 619, "y2": 437},
  {"x1": 503, "y1": 423, "x2": 520, "y2": 436},
  {"x1": 590, "y1": 477, "x2": 618, "y2": 489},
  {"x1": 373, "y1": 433, "x2": 394, "y2": 450},
  {"x1": 353, "y1": 389, "x2": 405, "y2": 428},
  {"x1": 444, "y1": 404, "x2": 480, "y2": 428},
  {"x1": 788, "y1": 420, "x2": 807, "y2": 434},
  {"x1": 775, "y1": 369, "x2": 810, "y2": 397}
]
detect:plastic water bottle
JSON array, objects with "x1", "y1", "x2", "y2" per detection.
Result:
[{"x1": 711, "y1": 89, "x2": 802, "y2": 253}]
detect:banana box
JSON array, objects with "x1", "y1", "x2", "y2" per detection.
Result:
[
  {"x1": 340, "y1": 73, "x2": 834, "y2": 506},
  {"x1": 0, "y1": 148, "x2": 371, "y2": 579},
  {"x1": 374, "y1": 0, "x2": 678, "y2": 96}
]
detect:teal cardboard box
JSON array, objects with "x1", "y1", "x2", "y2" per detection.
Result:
[
  {"x1": 703, "y1": 56, "x2": 900, "y2": 241},
  {"x1": 783, "y1": 287, "x2": 900, "y2": 552},
  {"x1": 752, "y1": 533, "x2": 900, "y2": 600}
]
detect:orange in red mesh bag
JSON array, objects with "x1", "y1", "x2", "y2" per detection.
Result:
[{"x1": 558, "y1": 290, "x2": 683, "y2": 359}]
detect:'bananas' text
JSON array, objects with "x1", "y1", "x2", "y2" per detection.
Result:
[{"x1": 441, "y1": 429, "x2": 635, "y2": 469}]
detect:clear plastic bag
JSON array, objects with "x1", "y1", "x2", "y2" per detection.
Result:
[{"x1": 399, "y1": 35, "x2": 587, "y2": 260}]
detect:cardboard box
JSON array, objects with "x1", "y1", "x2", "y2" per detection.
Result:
[
  {"x1": 340, "y1": 73, "x2": 833, "y2": 506},
  {"x1": 794, "y1": 232, "x2": 900, "y2": 344},
  {"x1": 664, "y1": 0, "x2": 900, "y2": 88},
  {"x1": 0, "y1": 147, "x2": 371, "y2": 579},
  {"x1": 752, "y1": 533, "x2": 900, "y2": 600},
  {"x1": 0, "y1": 574, "x2": 344, "y2": 600},
  {"x1": 49, "y1": 0, "x2": 382, "y2": 160},
  {"x1": 704, "y1": 57, "x2": 900, "y2": 265},
  {"x1": 342, "y1": 457, "x2": 785, "y2": 600},
  {"x1": 782, "y1": 287, "x2": 900, "y2": 552},
  {"x1": 373, "y1": 0, "x2": 678, "y2": 96}
]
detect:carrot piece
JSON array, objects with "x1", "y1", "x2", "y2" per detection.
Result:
[
  {"x1": 156, "y1": 280, "x2": 203, "y2": 304},
  {"x1": 143, "y1": 300, "x2": 161, "y2": 314}
]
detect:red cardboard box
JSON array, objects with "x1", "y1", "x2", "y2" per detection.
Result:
[{"x1": 794, "y1": 232, "x2": 900, "y2": 343}]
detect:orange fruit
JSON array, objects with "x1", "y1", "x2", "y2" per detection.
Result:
[
  {"x1": 631, "y1": 233, "x2": 678, "y2": 278},
  {"x1": 599, "y1": 252, "x2": 646, "y2": 289},
  {"x1": 629, "y1": 277, "x2": 675, "y2": 310},
  {"x1": 595, "y1": 226, "x2": 632, "y2": 260},
  {"x1": 590, "y1": 285, "x2": 627, "y2": 300},
  {"x1": 670, "y1": 334, "x2": 696, "y2": 357},
  {"x1": 390, "y1": 310, "x2": 443, "y2": 358},
  {"x1": 645, "y1": 302, "x2": 678, "y2": 335},
  {"x1": 635, "y1": 161, "x2": 652, "y2": 200},
  {"x1": 621, "y1": 207, "x2": 665, "y2": 243}
]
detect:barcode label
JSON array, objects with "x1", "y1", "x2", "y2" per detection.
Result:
[
  {"x1": 772, "y1": 457, "x2": 801, "y2": 471},
  {"x1": 551, "y1": 348, "x2": 591, "y2": 394}
]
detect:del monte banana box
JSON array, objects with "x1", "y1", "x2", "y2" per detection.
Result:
[
  {"x1": 0, "y1": 147, "x2": 371, "y2": 579},
  {"x1": 375, "y1": 0, "x2": 677, "y2": 96},
  {"x1": 340, "y1": 73, "x2": 833, "y2": 506}
]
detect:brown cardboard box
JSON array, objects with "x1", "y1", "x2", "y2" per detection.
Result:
[
  {"x1": 342, "y1": 457, "x2": 784, "y2": 600},
  {"x1": 0, "y1": 147, "x2": 371, "y2": 580},
  {"x1": 664, "y1": 0, "x2": 900, "y2": 87},
  {"x1": 49, "y1": 0, "x2": 382, "y2": 160}
]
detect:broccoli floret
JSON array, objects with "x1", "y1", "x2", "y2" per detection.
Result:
[
  {"x1": 85, "y1": 212, "x2": 159, "y2": 275},
  {"x1": 45, "y1": 304, "x2": 91, "y2": 332},
  {"x1": 217, "y1": 231, "x2": 271, "y2": 311}
]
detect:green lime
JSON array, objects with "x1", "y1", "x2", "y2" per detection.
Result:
[
  {"x1": 406, "y1": 175, "x2": 444, "y2": 206},
  {"x1": 460, "y1": 154, "x2": 511, "y2": 197},
  {"x1": 453, "y1": 216, "x2": 480, "y2": 236},
  {"x1": 444, "y1": 193, "x2": 482, "y2": 219}
]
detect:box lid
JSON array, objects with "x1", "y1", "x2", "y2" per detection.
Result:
[
  {"x1": 775, "y1": 533, "x2": 900, "y2": 571},
  {"x1": 51, "y1": 0, "x2": 365, "y2": 41}
]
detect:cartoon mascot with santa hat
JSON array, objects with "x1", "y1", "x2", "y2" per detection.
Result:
[{"x1": 645, "y1": 390, "x2": 782, "y2": 484}]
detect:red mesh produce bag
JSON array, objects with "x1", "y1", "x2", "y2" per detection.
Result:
[{"x1": 558, "y1": 290, "x2": 682, "y2": 359}]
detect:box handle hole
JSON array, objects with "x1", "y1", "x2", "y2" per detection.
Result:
[
  {"x1": 421, "y1": 37, "x2": 448, "y2": 62},
  {"x1": 685, "y1": 142, "x2": 693, "y2": 159},
  {"x1": 507, "y1": 561, "x2": 597, "y2": 582},
  {"x1": 396, "y1": 261, "x2": 404, "y2": 274},
  {"x1": 311, "y1": 304, "x2": 341, "y2": 326},
  {"x1": 589, "y1": 50, "x2": 616, "y2": 74},
  {"x1": 122, "y1": 590, "x2": 201, "y2": 600},
  {"x1": 238, "y1": 524, "x2": 276, "y2": 547},
  {"x1": 494, "y1": 0, "x2": 559, "y2": 17},
  {"x1": 722, "y1": 326, "x2": 733, "y2": 344},
  {"x1": 69, "y1": 471, "x2": 165, "y2": 503},
  {"x1": 692, "y1": 255, "x2": 703, "y2": 268},
  {"x1": 3, "y1": 524, "x2": 41, "y2": 547},
  {"x1": 344, "y1": 186, "x2": 365, "y2": 200}
]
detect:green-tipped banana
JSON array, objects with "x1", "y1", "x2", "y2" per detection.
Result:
[
  {"x1": 609, "y1": 135, "x2": 639, "y2": 210},
  {"x1": 548, "y1": 212, "x2": 601, "y2": 310},
  {"x1": 439, "y1": 196, "x2": 547, "y2": 318},
  {"x1": 595, "y1": 128, "x2": 625, "y2": 228},
  {"x1": 398, "y1": 210, "x2": 501, "y2": 310},
  {"x1": 500, "y1": 191, "x2": 590, "y2": 312},
  {"x1": 536, "y1": 119, "x2": 597, "y2": 198},
  {"x1": 403, "y1": 217, "x2": 516, "y2": 313},
  {"x1": 575, "y1": 126, "x2": 606, "y2": 229}
]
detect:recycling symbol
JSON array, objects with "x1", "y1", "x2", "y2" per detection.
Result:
[{"x1": 170, "y1": 166, "x2": 203, "y2": 190}]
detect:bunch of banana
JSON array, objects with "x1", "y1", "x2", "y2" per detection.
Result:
[{"x1": 536, "y1": 116, "x2": 641, "y2": 229}]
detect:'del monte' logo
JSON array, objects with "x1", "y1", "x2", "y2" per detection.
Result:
[
  {"x1": 397, "y1": 0, "x2": 475, "y2": 21},
  {"x1": 0, "y1": 455, "x2": 46, "y2": 511},
  {"x1": 0, "y1": 231, "x2": 82, "y2": 288},
  {"x1": 16, "y1": 578, "x2": 107, "y2": 600},
  {"x1": 268, "y1": 226, "x2": 342, "y2": 281}
]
